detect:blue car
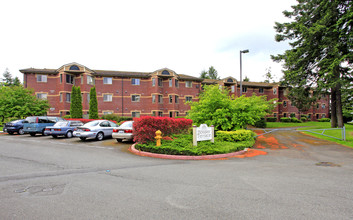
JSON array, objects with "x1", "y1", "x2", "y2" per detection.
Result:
[
  {"x1": 23, "y1": 116, "x2": 65, "y2": 136},
  {"x1": 44, "y1": 120, "x2": 84, "y2": 138},
  {"x1": 3, "y1": 119, "x2": 26, "y2": 135}
]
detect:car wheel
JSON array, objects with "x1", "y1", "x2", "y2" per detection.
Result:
[
  {"x1": 79, "y1": 137, "x2": 86, "y2": 141},
  {"x1": 96, "y1": 132, "x2": 104, "y2": 141},
  {"x1": 18, "y1": 128, "x2": 24, "y2": 135},
  {"x1": 52, "y1": 135, "x2": 58, "y2": 138},
  {"x1": 66, "y1": 131, "x2": 73, "y2": 138},
  {"x1": 8, "y1": 131, "x2": 14, "y2": 135},
  {"x1": 42, "y1": 129, "x2": 47, "y2": 136},
  {"x1": 29, "y1": 133, "x2": 36, "y2": 137}
]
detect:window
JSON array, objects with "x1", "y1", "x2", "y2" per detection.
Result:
[
  {"x1": 169, "y1": 79, "x2": 173, "y2": 87},
  {"x1": 152, "y1": 94, "x2": 156, "y2": 103},
  {"x1": 158, "y1": 95, "x2": 163, "y2": 103},
  {"x1": 175, "y1": 95, "x2": 179, "y2": 104},
  {"x1": 322, "y1": 114, "x2": 326, "y2": 118},
  {"x1": 317, "y1": 103, "x2": 320, "y2": 109},
  {"x1": 66, "y1": 93, "x2": 71, "y2": 102},
  {"x1": 60, "y1": 93, "x2": 63, "y2": 102},
  {"x1": 36, "y1": 93, "x2": 47, "y2": 100},
  {"x1": 158, "y1": 111, "x2": 163, "y2": 117},
  {"x1": 87, "y1": 93, "x2": 90, "y2": 103},
  {"x1": 132, "y1": 112, "x2": 140, "y2": 118},
  {"x1": 69, "y1": 65, "x2": 80, "y2": 70},
  {"x1": 37, "y1": 75, "x2": 47, "y2": 82},
  {"x1": 259, "y1": 88, "x2": 264, "y2": 93},
  {"x1": 231, "y1": 86, "x2": 235, "y2": 93},
  {"x1": 169, "y1": 95, "x2": 173, "y2": 103},
  {"x1": 316, "y1": 114, "x2": 320, "y2": 119},
  {"x1": 169, "y1": 112, "x2": 173, "y2": 117},
  {"x1": 242, "y1": 87, "x2": 247, "y2": 93},
  {"x1": 152, "y1": 78, "x2": 156, "y2": 86},
  {"x1": 158, "y1": 78, "x2": 163, "y2": 87},
  {"x1": 103, "y1": 111, "x2": 113, "y2": 115},
  {"x1": 131, "y1": 78, "x2": 140, "y2": 85},
  {"x1": 60, "y1": 74, "x2": 63, "y2": 83},
  {"x1": 322, "y1": 94, "x2": 326, "y2": 98},
  {"x1": 81, "y1": 76, "x2": 83, "y2": 84},
  {"x1": 176, "y1": 112, "x2": 179, "y2": 117},
  {"x1": 274, "y1": 113, "x2": 277, "y2": 118},
  {"x1": 185, "y1": 81, "x2": 192, "y2": 88},
  {"x1": 273, "y1": 88, "x2": 277, "y2": 95},
  {"x1": 162, "y1": 70, "x2": 170, "y2": 75},
  {"x1": 322, "y1": 104, "x2": 326, "y2": 109},
  {"x1": 103, "y1": 77, "x2": 112, "y2": 84},
  {"x1": 185, "y1": 96, "x2": 192, "y2": 102},
  {"x1": 131, "y1": 95, "x2": 140, "y2": 102},
  {"x1": 103, "y1": 94, "x2": 113, "y2": 102},
  {"x1": 283, "y1": 101, "x2": 287, "y2": 108},
  {"x1": 175, "y1": 79, "x2": 179, "y2": 87},
  {"x1": 308, "y1": 114, "x2": 312, "y2": 119},
  {"x1": 87, "y1": 75, "x2": 94, "y2": 85},
  {"x1": 66, "y1": 74, "x2": 74, "y2": 84}
]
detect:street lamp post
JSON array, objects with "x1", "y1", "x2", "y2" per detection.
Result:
[{"x1": 240, "y1": 49, "x2": 249, "y2": 96}]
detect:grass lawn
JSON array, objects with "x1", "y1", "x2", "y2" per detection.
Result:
[{"x1": 266, "y1": 121, "x2": 353, "y2": 149}]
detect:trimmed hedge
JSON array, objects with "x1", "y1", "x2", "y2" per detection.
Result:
[
  {"x1": 318, "y1": 118, "x2": 330, "y2": 122},
  {"x1": 280, "y1": 117, "x2": 291, "y2": 122},
  {"x1": 135, "y1": 134, "x2": 255, "y2": 156},
  {"x1": 101, "y1": 114, "x2": 132, "y2": 124},
  {"x1": 216, "y1": 130, "x2": 255, "y2": 142},
  {"x1": 254, "y1": 118, "x2": 266, "y2": 128},
  {"x1": 266, "y1": 117, "x2": 277, "y2": 122},
  {"x1": 133, "y1": 116, "x2": 193, "y2": 143},
  {"x1": 290, "y1": 117, "x2": 302, "y2": 123}
]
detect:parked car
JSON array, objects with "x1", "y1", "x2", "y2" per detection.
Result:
[
  {"x1": 23, "y1": 116, "x2": 65, "y2": 136},
  {"x1": 3, "y1": 119, "x2": 26, "y2": 135},
  {"x1": 73, "y1": 120, "x2": 117, "y2": 141},
  {"x1": 112, "y1": 121, "x2": 134, "y2": 142},
  {"x1": 44, "y1": 120, "x2": 84, "y2": 138}
]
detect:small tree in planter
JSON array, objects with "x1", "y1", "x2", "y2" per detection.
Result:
[{"x1": 89, "y1": 87, "x2": 98, "y2": 119}]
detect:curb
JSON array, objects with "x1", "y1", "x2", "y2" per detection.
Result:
[{"x1": 129, "y1": 144, "x2": 249, "y2": 160}]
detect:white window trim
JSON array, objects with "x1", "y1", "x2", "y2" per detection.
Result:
[
  {"x1": 37, "y1": 74, "x2": 47, "y2": 83},
  {"x1": 131, "y1": 95, "x2": 141, "y2": 102},
  {"x1": 103, "y1": 94, "x2": 113, "y2": 102},
  {"x1": 103, "y1": 77, "x2": 113, "y2": 85}
]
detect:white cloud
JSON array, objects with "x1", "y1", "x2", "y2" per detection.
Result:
[{"x1": 0, "y1": 0, "x2": 296, "y2": 82}]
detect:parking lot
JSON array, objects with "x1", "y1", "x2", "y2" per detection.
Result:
[{"x1": 1, "y1": 132, "x2": 353, "y2": 219}]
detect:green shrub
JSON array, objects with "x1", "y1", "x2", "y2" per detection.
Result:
[
  {"x1": 216, "y1": 130, "x2": 255, "y2": 142},
  {"x1": 266, "y1": 117, "x2": 277, "y2": 122},
  {"x1": 254, "y1": 118, "x2": 266, "y2": 128},
  {"x1": 280, "y1": 117, "x2": 291, "y2": 122},
  {"x1": 318, "y1": 118, "x2": 330, "y2": 122},
  {"x1": 63, "y1": 115, "x2": 71, "y2": 119},
  {"x1": 301, "y1": 117, "x2": 307, "y2": 122},
  {"x1": 135, "y1": 134, "x2": 255, "y2": 156},
  {"x1": 290, "y1": 117, "x2": 302, "y2": 123},
  {"x1": 290, "y1": 113, "x2": 296, "y2": 118}
]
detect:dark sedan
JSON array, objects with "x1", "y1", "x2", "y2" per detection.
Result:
[
  {"x1": 3, "y1": 119, "x2": 25, "y2": 135},
  {"x1": 44, "y1": 120, "x2": 84, "y2": 138}
]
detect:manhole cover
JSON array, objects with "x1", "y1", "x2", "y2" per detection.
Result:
[{"x1": 316, "y1": 162, "x2": 341, "y2": 167}]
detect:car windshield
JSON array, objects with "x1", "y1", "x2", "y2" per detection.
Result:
[
  {"x1": 54, "y1": 121, "x2": 69, "y2": 127},
  {"x1": 84, "y1": 121, "x2": 100, "y2": 127},
  {"x1": 119, "y1": 121, "x2": 133, "y2": 129},
  {"x1": 11, "y1": 120, "x2": 23, "y2": 124},
  {"x1": 24, "y1": 117, "x2": 37, "y2": 123}
]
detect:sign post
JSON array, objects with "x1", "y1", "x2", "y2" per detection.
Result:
[{"x1": 193, "y1": 124, "x2": 214, "y2": 146}]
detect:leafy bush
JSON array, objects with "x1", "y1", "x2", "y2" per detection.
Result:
[
  {"x1": 301, "y1": 117, "x2": 307, "y2": 122},
  {"x1": 135, "y1": 134, "x2": 255, "y2": 156},
  {"x1": 280, "y1": 117, "x2": 291, "y2": 122},
  {"x1": 101, "y1": 114, "x2": 132, "y2": 124},
  {"x1": 254, "y1": 118, "x2": 266, "y2": 128},
  {"x1": 133, "y1": 116, "x2": 193, "y2": 143},
  {"x1": 290, "y1": 113, "x2": 296, "y2": 118},
  {"x1": 266, "y1": 117, "x2": 277, "y2": 122},
  {"x1": 63, "y1": 115, "x2": 71, "y2": 119},
  {"x1": 318, "y1": 118, "x2": 330, "y2": 122},
  {"x1": 290, "y1": 117, "x2": 302, "y2": 123},
  {"x1": 216, "y1": 130, "x2": 255, "y2": 142}
]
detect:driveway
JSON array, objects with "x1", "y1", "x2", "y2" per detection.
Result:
[{"x1": 0, "y1": 132, "x2": 352, "y2": 219}]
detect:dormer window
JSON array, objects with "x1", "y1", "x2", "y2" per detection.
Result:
[
  {"x1": 227, "y1": 78, "x2": 233, "y2": 83},
  {"x1": 69, "y1": 65, "x2": 80, "y2": 71},
  {"x1": 162, "y1": 70, "x2": 170, "y2": 75}
]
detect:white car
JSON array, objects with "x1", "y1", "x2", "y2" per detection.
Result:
[
  {"x1": 112, "y1": 121, "x2": 134, "y2": 142},
  {"x1": 73, "y1": 120, "x2": 117, "y2": 141}
]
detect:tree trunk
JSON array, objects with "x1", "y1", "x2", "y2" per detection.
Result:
[
  {"x1": 331, "y1": 87, "x2": 337, "y2": 128},
  {"x1": 336, "y1": 83, "x2": 344, "y2": 128}
]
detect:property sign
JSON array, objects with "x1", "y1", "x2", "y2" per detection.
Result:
[{"x1": 193, "y1": 124, "x2": 214, "y2": 146}]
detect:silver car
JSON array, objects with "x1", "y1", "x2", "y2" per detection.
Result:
[
  {"x1": 112, "y1": 121, "x2": 134, "y2": 142},
  {"x1": 73, "y1": 120, "x2": 117, "y2": 141}
]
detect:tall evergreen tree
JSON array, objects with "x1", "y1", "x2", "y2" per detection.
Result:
[
  {"x1": 89, "y1": 87, "x2": 98, "y2": 119},
  {"x1": 1, "y1": 68, "x2": 13, "y2": 86},
  {"x1": 272, "y1": 0, "x2": 353, "y2": 128},
  {"x1": 199, "y1": 66, "x2": 220, "y2": 80}
]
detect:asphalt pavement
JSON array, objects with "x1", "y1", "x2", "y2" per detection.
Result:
[{"x1": 0, "y1": 132, "x2": 352, "y2": 220}]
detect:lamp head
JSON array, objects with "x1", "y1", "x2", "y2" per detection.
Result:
[{"x1": 241, "y1": 49, "x2": 249, "y2": 53}]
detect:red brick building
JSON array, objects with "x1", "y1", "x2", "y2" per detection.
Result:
[{"x1": 20, "y1": 62, "x2": 329, "y2": 121}]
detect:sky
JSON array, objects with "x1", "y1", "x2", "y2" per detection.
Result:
[{"x1": 0, "y1": 0, "x2": 297, "y2": 83}]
